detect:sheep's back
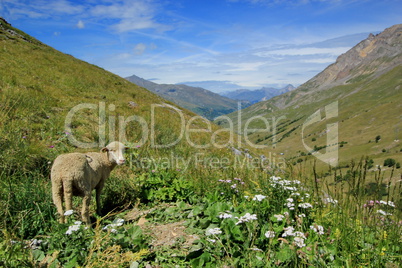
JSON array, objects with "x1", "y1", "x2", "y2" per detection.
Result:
[{"x1": 51, "y1": 153, "x2": 88, "y2": 180}]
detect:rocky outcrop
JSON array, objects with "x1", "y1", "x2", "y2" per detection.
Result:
[{"x1": 269, "y1": 24, "x2": 402, "y2": 109}]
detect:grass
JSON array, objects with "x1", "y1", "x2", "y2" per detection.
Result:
[{"x1": 1, "y1": 157, "x2": 401, "y2": 267}]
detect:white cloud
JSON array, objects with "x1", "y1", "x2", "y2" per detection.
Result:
[
  {"x1": 3, "y1": 0, "x2": 84, "y2": 18},
  {"x1": 254, "y1": 47, "x2": 350, "y2": 57},
  {"x1": 90, "y1": 0, "x2": 170, "y2": 32},
  {"x1": 134, "y1": 43, "x2": 147, "y2": 55},
  {"x1": 76, "y1": 20, "x2": 85, "y2": 29}
]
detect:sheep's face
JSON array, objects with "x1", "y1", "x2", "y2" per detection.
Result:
[{"x1": 104, "y1": 141, "x2": 126, "y2": 165}]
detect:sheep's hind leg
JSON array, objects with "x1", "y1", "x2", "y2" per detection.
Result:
[{"x1": 52, "y1": 181, "x2": 65, "y2": 223}]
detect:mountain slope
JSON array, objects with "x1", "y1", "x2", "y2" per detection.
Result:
[
  {"x1": 266, "y1": 24, "x2": 402, "y2": 110},
  {"x1": 216, "y1": 24, "x2": 402, "y2": 170},
  {"x1": 0, "y1": 18, "x2": 237, "y2": 172},
  {"x1": 221, "y1": 84, "x2": 295, "y2": 104},
  {"x1": 126, "y1": 74, "x2": 247, "y2": 120}
]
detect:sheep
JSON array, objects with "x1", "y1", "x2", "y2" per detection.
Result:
[{"x1": 51, "y1": 141, "x2": 126, "y2": 224}]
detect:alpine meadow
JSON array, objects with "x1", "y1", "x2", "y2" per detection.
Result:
[{"x1": 1, "y1": 17, "x2": 402, "y2": 268}]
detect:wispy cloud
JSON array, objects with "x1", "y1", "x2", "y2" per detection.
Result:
[
  {"x1": 76, "y1": 20, "x2": 85, "y2": 29},
  {"x1": 89, "y1": 0, "x2": 170, "y2": 32}
]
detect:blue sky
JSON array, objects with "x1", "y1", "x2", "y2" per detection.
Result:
[{"x1": 1, "y1": 0, "x2": 401, "y2": 92}]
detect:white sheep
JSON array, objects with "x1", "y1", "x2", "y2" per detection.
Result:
[{"x1": 51, "y1": 141, "x2": 126, "y2": 224}]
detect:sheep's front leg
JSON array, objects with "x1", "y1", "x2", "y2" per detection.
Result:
[
  {"x1": 95, "y1": 181, "x2": 105, "y2": 216},
  {"x1": 82, "y1": 192, "x2": 92, "y2": 224}
]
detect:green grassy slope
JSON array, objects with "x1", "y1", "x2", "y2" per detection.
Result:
[{"x1": 0, "y1": 19, "x2": 238, "y2": 174}]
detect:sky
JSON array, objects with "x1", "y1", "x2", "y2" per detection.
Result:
[{"x1": 1, "y1": 0, "x2": 401, "y2": 93}]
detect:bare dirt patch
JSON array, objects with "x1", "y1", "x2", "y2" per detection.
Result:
[{"x1": 124, "y1": 207, "x2": 199, "y2": 249}]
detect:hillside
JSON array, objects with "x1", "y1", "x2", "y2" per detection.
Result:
[
  {"x1": 216, "y1": 24, "x2": 402, "y2": 171},
  {"x1": 221, "y1": 84, "x2": 295, "y2": 104},
  {"x1": 0, "y1": 18, "x2": 238, "y2": 173},
  {"x1": 126, "y1": 74, "x2": 247, "y2": 120}
]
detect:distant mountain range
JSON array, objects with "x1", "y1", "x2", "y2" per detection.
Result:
[
  {"x1": 125, "y1": 74, "x2": 250, "y2": 120},
  {"x1": 125, "y1": 75, "x2": 295, "y2": 120},
  {"x1": 220, "y1": 84, "x2": 295, "y2": 104}
]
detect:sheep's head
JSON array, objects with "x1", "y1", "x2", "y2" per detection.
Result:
[{"x1": 102, "y1": 141, "x2": 126, "y2": 165}]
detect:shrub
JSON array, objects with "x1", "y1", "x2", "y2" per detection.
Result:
[{"x1": 383, "y1": 158, "x2": 396, "y2": 167}]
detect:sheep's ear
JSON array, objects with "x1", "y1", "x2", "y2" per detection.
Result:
[{"x1": 101, "y1": 147, "x2": 109, "y2": 153}]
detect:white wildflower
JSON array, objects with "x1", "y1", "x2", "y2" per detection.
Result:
[
  {"x1": 377, "y1": 209, "x2": 392, "y2": 216},
  {"x1": 253, "y1": 194, "x2": 267, "y2": 201},
  {"x1": 103, "y1": 218, "x2": 125, "y2": 231},
  {"x1": 298, "y1": 203, "x2": 313, "y2": 209},
  {"x1": 387, "y1": 201, "x2": 395, "y2": 207},
  {"x1": 274, "y1": 214, "x2": 285, "y2": 221},
  {"x1": 64, "y1": 210, "x2": 74, "y2": 216},
  {"x1": 218, "y1": 212, "x2": 233, "y2": 219},
  {"x1": 286, "y1": 198, "x2": 295, "y2": 210},
  {"x1": 284, "y1": 186, "x2": 298, "y2": 191},
  {"x1": 282, "y1": 226, "x2": 295, "y2": 237},
  {"x1": 324, "y1": 198, "x2": 338, "y2": 204},
  {"x1": 310, "y1": 225, "x2": 325, "y2": 235},
  {"x1": 380, "y1": 200, "x2": 395, "y2": 207},
  {"x1": 235, "y1": 213, "x2": 257, "y2": 225},
  {"x1": 265, "y1": 231, "x2": 275, "y2": 238},
  {"x1": 294, "y1": 237, "x2": 306, "y2": 248},
  {"x1": 206, "y1": 227, "x2": 222, "y2": 236},
  {"x1": 250, "y1": 247, "x2": 263, "y2": 251},
  {"x1": 66, "y1": 222, "x2": 81, "y2": 235},
  {"x1": 207, "y1": 238, "x2": 216, "y2": 243},
  {"x1": 298, "y1": 213, "x2": 306, "y2": 218},
  {"x1": 294, "y1": 231, "x2": 306, "y2": 239}
]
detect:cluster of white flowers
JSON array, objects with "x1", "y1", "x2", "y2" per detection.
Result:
[
  {"x1": 377, "y1": 209, "x2": 392, "y2": 216},
  {"x1": 281, "y1": 226, "x2": 306, "y2": 248},
  {"x1": 206, "y1": 227, "x2": 222, "y2": 236},
  {"x1": 64, "y1": 210, "x2": 74, "y2": 216},
  {"x1": 253, "y1": 194, "x2": 267, "y2": 201},
  {"x1": 235, "y1": 213, "x2": 257, "y2": 225},
  {"x1": 293, "y1": 236, "x2": 306, "y2": 248},
  {"x1": 310, "y1": 224, "x2": 325, "y2": 235},
  {"x1": 298, "y1": 202, "x2": 313, "y2": 209},
  {"x1": 282, "y1": 226, "x2": 295, "y2": 237},
  {"x1": 286, "y1": 198, "x2": 295, "y2": 210},
  {"x1": 66, "y1": 221, "x2": 83, "y2": 235},
  {"x1": 218, "y1": 212, "x2": 233, "y2": 219},
  {"x1": 274, "y1": 214, "x2": 285, "y2": 221},
  {"x1": 265, "y1": 231, "x2": 275, "y2": 238},
  {"x1": 324, "y1": 197, "x2": 338, "y2": 204},
  {"x1": 379, "y1": 200, "x2": 395, "y2": 207},
  {"x1": 103, "y1": 218, "x2": 124, "y2": 233},
  {"x1": 270, "y1": 177, "x2": 301, "y2": 190}
]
